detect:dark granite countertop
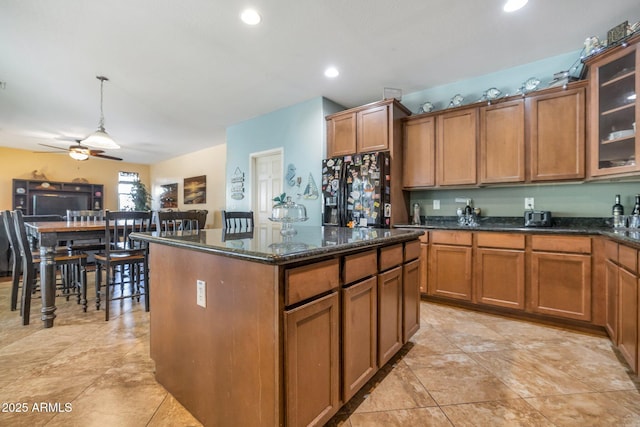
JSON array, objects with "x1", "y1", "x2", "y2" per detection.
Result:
[
  {"x1": 131, "y1": 225, "x2": 424, "y2": 265},
  {"x1": 394, "y1": 216, "x2": 640, "y2": 248}
]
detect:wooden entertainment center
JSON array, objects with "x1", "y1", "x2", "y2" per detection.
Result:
[{"x1": 12, "y1": 179, "x2": 104, "y2": 216}]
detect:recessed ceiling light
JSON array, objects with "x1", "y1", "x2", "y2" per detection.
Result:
[
  {"x1": 503, "y1": 0, "x2": 528, "y2": 12},
  {"x1": 324, "y1": 67, "x2": 339, "y2": 78},
  {"x1": 240, "y1": 9, "x2": 261, "y2": 25}
]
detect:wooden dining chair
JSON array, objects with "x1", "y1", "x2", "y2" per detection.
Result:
[
  {"x1": 94, "y1": 210, "x2": 151, "y2": 321},
  {"x1": 2, "y1": 211, "x2": 22, "y2": 312},
  {"x1": 65, "y1": 209, "x2": 105, "y2": 254},
  {"x1": 156, "y1": 211, "x2": 201, "y2": 233},
  {"x1": 221, "y1": 210, "x2": 254, "y2": 230},
  {"x1": 12, "y1": 210, "x2": 88, "y2": 325}
]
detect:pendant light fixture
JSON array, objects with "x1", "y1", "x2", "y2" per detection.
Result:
[{"x1": 81, "y1": 76, "x2": 120, "y2": 150}]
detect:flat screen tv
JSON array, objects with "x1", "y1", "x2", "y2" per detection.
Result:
[{"x1": 32, "y1": 194, "x2": 90, "y2": 217}]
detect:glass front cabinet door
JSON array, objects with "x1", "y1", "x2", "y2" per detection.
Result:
[{"x1": 588, "y1": 38, "x2": 639, "y2": 177}]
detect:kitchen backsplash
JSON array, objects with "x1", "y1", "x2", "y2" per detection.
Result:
[{"x1": 409, "y1": 180, "x2": 640, "y2": 218}]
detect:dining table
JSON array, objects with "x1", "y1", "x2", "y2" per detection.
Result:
[{"x1": 24, "y1": 220, "x2": 107, "y2": 328}]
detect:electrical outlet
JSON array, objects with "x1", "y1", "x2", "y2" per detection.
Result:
[
  {"x1": 525, "y1": 197, "x2": 534, "y2": 210},
  {"x1": 433, "y1": 200, "x2": 440, "y2": 210},
  {"x1": 196, "y1": 280, "x2": 206, "y2": 308}
]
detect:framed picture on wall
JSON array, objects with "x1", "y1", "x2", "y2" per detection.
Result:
[
  {"x1": 184, "y1": 175, "x2": 206, "y2": 204},
  {"x1": 160, "y1": 183, "x2": 178, "y2": 208}
]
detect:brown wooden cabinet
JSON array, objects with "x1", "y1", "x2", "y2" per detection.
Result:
[
  {"x1": 402, "y1": 115, "x2": 436, "y2": 188},
  {"x1": 436, "y1": 107, "x2": 478, "y2": 186},
  {"x1": 527, "y1": 85, "x2": 586, "y2": 181},
  {"x1": 618, "y1": 266, "x2": 638, "y2": 372},
  {"x1": 429, "y1": 231, "x2": 472, "y2": 300},
  {"x1": 418, "y1": 233, "x2": 428, "y2": 294},
  {"x1": 357, "y1": 104, "x2": 390, "y2": 153},
  {"x1": 403, "y1": 257, "x2": 420, "y2": 343},
  {"x1": 606, "y1": 259, "x2": 620, "y2": 342},
  {"x1": 474, "y1": 232, "x2": 525, "y2": 309},
  {"x1": 585, "y1": 35, "x2": 640, "y2": 178},
  {"x1": 530, "y1": 235, "x2": 592, "y2": 321},
  {"x1": 327, "y1": 112, "x2": 357, "y2": 157},
  {"x1": 326, "y1": 99, "x2": 411, "y2": 158},
  {"x1": 285, "y1": 292, "x2": 340, "y2": 427},
  {"x1": 377, "y1": 265, "x2": 403, "y2": 367},
  {"x1": 480, "y1": 100, "x2": 525, "y2": 184},
  {"x1": 342, "y1": 276, "x2": 377, "y2": 402}
]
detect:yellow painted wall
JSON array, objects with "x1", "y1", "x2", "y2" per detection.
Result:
[
  {"x1": 150, "y1": 144, "x2": 227, "y2": 228},
  {"x1": 0, "y1": 146, "x2": 150, "y2": 212}
]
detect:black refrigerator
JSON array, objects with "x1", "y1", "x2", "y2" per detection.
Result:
[{"x1": 321, "y1": 151, "x2": 391, "y2": 228}]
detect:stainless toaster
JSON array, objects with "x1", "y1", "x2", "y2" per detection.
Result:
[{"x1": 524, "y1": 210, "x2": 552, "y2": 227}]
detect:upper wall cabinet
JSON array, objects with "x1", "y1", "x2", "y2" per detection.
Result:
[
  {"x1": 402, "y1": 115, "x2": 435, "y2": 188},
  {"x1": 326, "y1": 99, "x2": 411, "y2": 158},
  {"x1": 586, "y1": 35, "x2": 640, "y2": 178},
  {"x1": 480, "y1": 99, "x2": 525, "y2": 184},
  {"x1": 527, "y1": 84, "x2": 586, "y2": 182},
  {"x1": 437, "y1": 107, "x2": 478, "y2": 186},
  {"x1": 402, "y1": 82, "x2": 587, "y2": 189},
  {"x1": 327, "y1": 113, "x2": 357, "y2": 157}
]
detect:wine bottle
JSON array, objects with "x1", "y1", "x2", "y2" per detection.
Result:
[
  {"x1": 632, "y1": 195, "x2": 640, "y2": 215},
  {"x1": 612, "y1": 194, "x2": 625, "y2": 228}
]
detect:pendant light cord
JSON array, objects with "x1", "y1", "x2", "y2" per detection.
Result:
[{"x1": 97, "y1": 76, "x2": 108, "y2": 130}]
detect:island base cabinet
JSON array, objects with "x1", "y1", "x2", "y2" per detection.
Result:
[
  {"x1": 530, "y1": 252, "x2": 592, "y2": 321},
  {"x1": 285, "y1": 292, "x2": 340, "y2": 427},
  {"x1": 342, "y1": 277, "x2": 378, "y2": 402},
  {"x1": 403, "y1": 259, "x2": 420, "y2": 342},
  {"x1": 475, "y1": 248, "x2": 525, "y2": 309},
  {"x1": 378, "y1": 266, "x2": 403, "y2": 367},
  {"x1": 618, "y1": 268, "x2": 638, "y2": 372}
]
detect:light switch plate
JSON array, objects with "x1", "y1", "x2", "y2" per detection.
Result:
[
  {"x1": 196, "y1": 280, "x2": 206, "y2": 308},
  {"x1": 433, "y1": 200, "x2": 440, "y2": 210}
]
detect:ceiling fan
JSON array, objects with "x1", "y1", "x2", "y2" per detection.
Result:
[{"x1": 37, "y1": 141, "x2": 122, "y2": 161}]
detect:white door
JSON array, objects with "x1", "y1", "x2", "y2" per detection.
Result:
[{"x1": 252, "y1": 149, "x2": 283, "y2": 241}]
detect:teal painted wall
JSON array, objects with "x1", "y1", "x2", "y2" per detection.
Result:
[
  {"x1": 402, "y1": 50, "x2": 583, "y2": 114},
  {"x1": 409, "y1": 182, "x2": 640, "y2": 219},
  {"x1": 226, "y1": 96, "x2": 344, "y2": 226}
]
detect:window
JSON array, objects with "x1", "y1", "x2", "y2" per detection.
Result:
[{"x1": 118, "y1": 171, "x2": 139, "y2": 211}]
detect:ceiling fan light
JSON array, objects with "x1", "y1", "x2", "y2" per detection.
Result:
[
  {"x1": 81, "y1": 128, "x2": 120, "y2": 149},
  {"x1": 69, "y1": 150, "x2": 89, "y2": 161}
]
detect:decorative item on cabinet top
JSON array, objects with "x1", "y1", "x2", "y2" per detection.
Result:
[{"x1": 448, "y1": 94, "x2": 464, "y2": 108}]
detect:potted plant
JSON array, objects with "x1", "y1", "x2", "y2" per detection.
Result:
[{"x1": 130, "y1": 179, "x2": 152, "y2": 211}]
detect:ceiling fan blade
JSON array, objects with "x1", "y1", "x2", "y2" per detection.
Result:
[
  {"x1": 88, "y1": 149, "x2": 105, "y2": 155},
  {"x1": 38, "y1": 143, "x2": 71, "y2": 152},
  {"x1": 91, "y1": 153, "x2": 122, "y2": 161}
]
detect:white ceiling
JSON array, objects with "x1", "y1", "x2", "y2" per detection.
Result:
[{"x1": 0, "y1": 0, "x2": 638, "y2": 164}]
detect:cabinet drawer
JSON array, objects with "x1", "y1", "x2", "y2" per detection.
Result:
[
  {"x1": 604, "y1": 239, "x2": 618, "y2": 262},
  {"x1": 343, "y1": 250, "x2": 377, "y2": 284},
  {"x1": 379, "y1": 244, "x2": 403, "y2": 271},
  {"x1": 404, "y1": 240, "x2": 420, "y2": 262},
  {"x1": 286, "y1": 259, "x2": 340, "y2": 306},
  {"x1": 531, "y1": 235, "x2": 591, "y2": 254},
  {"x1": 431, "y1": 230, "x2": 472, "y2": 246},
  {"x1": 476, "y1": 232, "x2": 525, "y2": 249},
  {"x1": 619, "y1": 244, "x2": 637, "y2": 273}
]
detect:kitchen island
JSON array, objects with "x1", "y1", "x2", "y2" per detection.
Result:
[{"x1": 131, "y1": 225, "x2": 423, "y2": 427}]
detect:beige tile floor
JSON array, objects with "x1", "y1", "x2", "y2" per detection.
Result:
[{"x1": 1, "y1": 275, "x2": 640, "y2": 427}]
